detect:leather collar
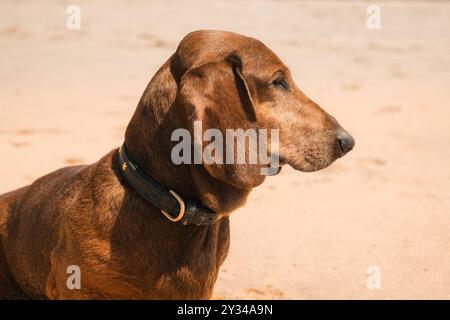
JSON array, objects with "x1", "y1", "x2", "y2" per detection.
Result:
[{"x1": 118, "y1": 143, "x2": 223, "y2": 226}]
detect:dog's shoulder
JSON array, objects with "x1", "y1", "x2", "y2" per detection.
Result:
[{"x1": 11, "y1": 149, "x2": 122, "y2": 215}]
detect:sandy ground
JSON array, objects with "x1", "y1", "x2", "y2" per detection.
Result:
[{"x1": 1, "y1": 0, "x2": 450, "y2": 299}]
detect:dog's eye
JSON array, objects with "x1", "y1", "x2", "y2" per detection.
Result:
[{"x1": 273, "y1": 78, "x2": 288, "y2": 90}]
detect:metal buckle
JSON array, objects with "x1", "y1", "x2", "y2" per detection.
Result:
[{"x1": 161, "y1": 190, "x2": 185, "y2": 222}]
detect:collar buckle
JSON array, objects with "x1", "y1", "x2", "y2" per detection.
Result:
[{"x1": 161, "y1": 190, "x2": 185, "y2": 222}]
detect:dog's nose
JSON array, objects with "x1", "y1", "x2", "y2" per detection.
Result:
[{"x1": 336, "y1": 129, "x2": 355, "y2": 155}]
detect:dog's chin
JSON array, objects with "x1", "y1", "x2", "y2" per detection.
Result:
[{"x1": 281, "y1": 156, "x2": 335, "y2": 173}]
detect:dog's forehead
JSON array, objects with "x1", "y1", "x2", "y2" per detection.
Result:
[{"x1": 176, "y1": 30, "x2": 286, "y2": 72}]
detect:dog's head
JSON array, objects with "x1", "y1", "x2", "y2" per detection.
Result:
[
  {"x1": 126, "y1": 30, "x2": 354, "y2": 195},
  {"x1": 172, "y1": 31, "x2": 354, "y2": 185}
]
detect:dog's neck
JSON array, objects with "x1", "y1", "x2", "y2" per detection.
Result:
[
  {"x1": 124, "y1": 113, "x2": 251, "y2": 215},
  {"x1": 122, "y1": 60, "x2": 254, "y2": 216}
]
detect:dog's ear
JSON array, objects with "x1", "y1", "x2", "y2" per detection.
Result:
[
  {"x1": 178, "y1": 54, "x2": 265, "y2": 189},
  {"x1": 226, "y1": 54, "x2": 257, "y2": 122}
]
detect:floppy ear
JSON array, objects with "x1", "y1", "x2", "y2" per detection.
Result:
[
  {"x1": 226, "y1": 54, "x2": 257, "y2": 122},
  {"x1": 178, "y1": 55, "x2": 265, "y2": 189}
]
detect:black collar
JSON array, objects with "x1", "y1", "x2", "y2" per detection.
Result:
[{"x1": 118, "y1": 143, "x2": 223, "y2": 226}]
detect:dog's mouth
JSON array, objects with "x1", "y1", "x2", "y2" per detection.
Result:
[
  {"x1": 265, "y1": 157, "x2": 287, "y2": 176},
  {"x1": 271, "y1": 165, "x2": 283, "y2": 176},
  {"x1": 260, "y1": 163, "x2": 283, "y2": 176},
  {"x1": 262, "y1": 146, "x2": 346, "y2": 176}
]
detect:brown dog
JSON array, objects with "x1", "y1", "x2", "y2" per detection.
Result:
[{"x1": 0, "y1": 30, "x2": 354, "y2": 299}]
